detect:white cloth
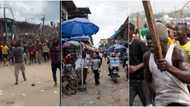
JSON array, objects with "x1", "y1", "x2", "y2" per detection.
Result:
[
  {"x1": 42, "y1": 45, "x2": 49, "y2": 53},
  {"x1": 149, "y1": 44, "x2": 190, "y2": 106},
  {"x1": 75, "y1": 57, "x2": 90, "y2": 70},
  {"x1": 85, "y1": 54, "x2": 91, "y2": 68},
  {"x1": 109, "y1": 57, "x2": 120, "y2": 67},
  {"x1": 91, "y1": 59, "x2": 101, "y2": 70}
]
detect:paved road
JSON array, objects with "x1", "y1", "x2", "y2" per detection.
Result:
[
  {"x1": 61, "y1": 58, "x2": 128, "y2": 106},
  {"x1": 0, "y1": 62, "x2": 60, "y2": 106}
]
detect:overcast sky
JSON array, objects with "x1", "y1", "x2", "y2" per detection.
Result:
[
  {"x1": 0, "y1": 0, "x2": 188, "y2": 47},
  {"x1": 0, "y1": 1, "x2": 60, "y2": 25},
  {"x1": 73, "y1": 0, "x2": 128, "y2": 47},
  {"x1": 128, "y1": 0, "x2": 188, "y2": 16},
  {"x1": 74, "y1": 0, "x2": 189, "y2": 47}
]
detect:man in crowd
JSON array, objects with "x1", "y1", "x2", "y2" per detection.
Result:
[
  {"x1": 42, "y1": 43, "x2": 49, "y2": 62},
  {"x1": 81, "y1": 49, "x2": 89, "y2": 86},
  {"x1": 140, "y1": 23, "x2": 149, "y2": 43},
  {"x1": 9, "y1": 45, "x2": 15, "y2": 64},
  {"x1": 91, "y1": 52, "x2": 102, "y2": 86},
  {"x1": 29, "y1": 44, "x2": 36, "y2": 64},
  {"x1": 168, "y1": 29, "x2": 176, "y2": 45},
  {"x1": 167, "y1": 23, "x2": 190, "y2": 92},
  {"x1": 50, "y1": 39, "x2": 61, "y2": 87},
  {"x1": 13, "y1": 40, "x2": 27, "y2": 85},
  {"x1": 144, "y1": 22, "x2": 190, "y2": 106},
  {"x1": 2, "y1": 43, "x2": 9, "y2": 66},
  {"x1": 35, "y1": 42, "x2": 42, "y2": 64},
  {"x1": 175, "y1": 23, "x2": 190, "y2": 62},
  {"x1": 107, "y1": 51, "x2": 120, "y2": 77},
  {"x1": 128, "y1": 23, "x2": 148, "y2": 106}
]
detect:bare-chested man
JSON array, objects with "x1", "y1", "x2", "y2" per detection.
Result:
[{"x1": 144, "y1": 22, "x2": 190, "y2": 106}]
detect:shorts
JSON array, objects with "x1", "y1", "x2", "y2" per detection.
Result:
[
  {"x1": 15, "y1": 63, "x2": 25, "y2": 72},
  {"x1": 0, "y1": 54, "x2": 2, "y2": 61},
  {"x1": 3, "y1": 54, "x2": 8, "y2": 60}
]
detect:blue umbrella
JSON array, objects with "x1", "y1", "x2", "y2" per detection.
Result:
[
  {"x1": 70, "y1": 36, "x2": 90, "y2": 42},
  {"x1": 62, "y1": 18, "x2": 99, "y2": 38},
  {"x1": 108, "y1": 44, "x2": 126, "y2": 51},
  {"x1": 114, "y1": 44, "x2": 126, "y2": 49}
]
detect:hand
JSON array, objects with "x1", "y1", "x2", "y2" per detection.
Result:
[
  {"x1": 128, "y1": 65, "x2": 138, "y2": 74},
  {"x1": 157, "y1": 59, "x2": 169, "y2": 71}
]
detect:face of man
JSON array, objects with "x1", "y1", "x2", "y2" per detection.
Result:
[
  {"x1": 129, "y1": 23, "x2": 135, "y2": 41},
  {"x1": 168, "y1": 29, "x2": 175, "y2": 39},
  {"x1": 147, "y1": 38, "x2": 153, "y2": 49},
  {"x1": 176, "y1": 24, "x2": 187, "y2": 41},
  {"x1": 129, "y1": 29, "x2": 134, "y2": 41}
]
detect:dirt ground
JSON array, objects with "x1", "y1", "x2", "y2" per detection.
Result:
[
  {"x1": 0, "y1": 59, "x2": 141, "y2": 106},
  {"x1": 0, "y1": 62, "x2": 60, "y2": 106},
  {"x1": 61, "y1": 58, "x2": 128, "y2": 106}
]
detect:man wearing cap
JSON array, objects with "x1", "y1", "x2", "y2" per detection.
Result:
[{"x1": 144, "y1": 22, "x2": 190, "y2": 106}]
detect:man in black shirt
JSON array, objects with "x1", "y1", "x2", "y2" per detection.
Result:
[{"x1": 128, "y1": 23, "x2": 148, "y2": 106}]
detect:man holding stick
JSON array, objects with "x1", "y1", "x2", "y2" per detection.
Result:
[
  {"x1": 143, "y1": 1, "x2": 190, "y2": 105},
  {"x1": 144, "y1": 22, "x2": 190, "y2": 106}
]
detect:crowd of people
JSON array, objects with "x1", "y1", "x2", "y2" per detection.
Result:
[
  {"x1": 0, "y1": 34, "x2": 52, "y2": 66},
  {"x1": 63, "y1": 46, "x2": 103, "y2": 87},
  {"x1": 128, "y1": 20, "x2": 190, "y2": 106},
  {"x1": 0, "y1": 33, "x2": 61, "y2": 86},
  {"x1": 62, "y1": 39, "x2": 129, "y2": 97}
]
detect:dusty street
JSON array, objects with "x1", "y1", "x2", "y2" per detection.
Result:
[
  {"x1": 61, "y1": 58, "x2": 128, "y2": 106},
  {"x1": 0, "y1": 62, "x2": 60, "y2": 106}
]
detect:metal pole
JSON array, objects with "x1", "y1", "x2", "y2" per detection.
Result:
[
  {"x1": 3, "y1": 7, "x2": 7, "y2": 43},
  {"x1": 41, "y1": 16, "x2": 45, "y2": 37},
  {"x1": 80, "y1": 42, "x2": 84, "y2": 89}
]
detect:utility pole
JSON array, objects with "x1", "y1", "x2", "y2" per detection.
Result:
[
  {"x1": 0, "y1": 5, "x2": 15, "y2": 43},
  {"x1": 3, "y1": 7, "x2": 6, "y2": 18},
  {"x1": 41, "y1": 15, "x2": 45, "y2": 37},
  {"x1": 3, "y1": 7, "x2": 7, "y2": 43}
]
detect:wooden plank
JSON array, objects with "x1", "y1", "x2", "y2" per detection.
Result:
[{"x1": 142, "y1": 0, "x2": 163, "y2": 59}]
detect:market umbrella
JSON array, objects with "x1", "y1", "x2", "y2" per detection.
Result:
[
  {"x1": 108, "y1": 44, "x2": 126, "y2": 50},
  {"x1": 70, "y1": 36, "x2": 91, "y2": 42},
  {"x1": 62, "y1": 18, "x2": 99, "y2": 90},
  {"x1": 113, "y1": 44, "x2": 126, "y2": 50},
  {"x1": 62, "y1": 18, "x2": 99, "y2": 38},
  {"x1": 62, "y1": 40, "x2": 80, "y2": 48},
  {"x1": 62, "y1": 40, "x2": 81, "y2": 58}
]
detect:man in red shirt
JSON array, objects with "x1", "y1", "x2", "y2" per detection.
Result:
[{"x1": 29, "y1": 45, "x2": 36, "y2": 64}]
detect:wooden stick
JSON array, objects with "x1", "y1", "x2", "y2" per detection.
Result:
[{"x1": 142, "y1": 0, "x2": 163, "y2": 59}]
